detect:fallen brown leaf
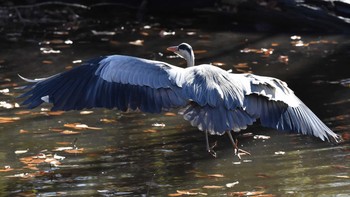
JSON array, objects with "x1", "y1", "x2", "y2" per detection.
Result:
[
  {"x1": 100, "y1": 118, "x2": 117, "y2": 123},
  {"x1": 164, "y1": 112, "x2": 177, "y2": 116},
  {"x1": 41, "y1": 111, "x2": 65, "y2": 116},
  {"x1": 60, "y1": 130, "x2": 80, "y2": 135},
  {"x1": 0, "y1": 117, "x2": 20, "y2": 123},
  {"x1": 64, "y1": 123, "x2": 102, "y2": 130},
  {"x1": 15, "y1": 110, "x2": 32, "y2": 115},
  {"x1": 202, "y1": 185, "x2": 224, "y2": 189},
  {"x1": 143, "y1": 129, "x2": 158, "y2": 133},
  {"x1": 64, "y1": 148, "x2": 84, "y2": 154},
  {"x1": 19, "y1": 129, "x2": 29, "y2": 134},
  {"x1": 0, "y1": 166, "x2": 14, "y2": 172}
]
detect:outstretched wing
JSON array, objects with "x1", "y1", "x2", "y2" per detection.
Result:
[
  {"x1": 241, "y1": 74, "x2": 340, "y2": 143},
  {"x1": 19, "y1": 55, "x2": 187, "y2": 112}
]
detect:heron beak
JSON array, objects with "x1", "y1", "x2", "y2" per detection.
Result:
[{"x1": 166, "y1": 46, "x2": 178, "y2": 52}]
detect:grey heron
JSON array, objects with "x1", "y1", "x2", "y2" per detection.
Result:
[{"x1": 19, "y1": 43, "x2": 341, "y2": 158}]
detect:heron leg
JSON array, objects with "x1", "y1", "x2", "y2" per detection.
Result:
[
  {"x1": 226, "y1": 131, "x2": 250, "y2": 160},
  {"x1": 205, "y1": 131, "x2": 217, "y2": 157}
]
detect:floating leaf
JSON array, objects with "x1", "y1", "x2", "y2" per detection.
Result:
[
  {"x1": 278, "y1": 55, "x2": 289, "y2": 64},
  {"x1": 53, "y1": 147, "x2": 73, "y2": 151},
  {"x1": 64, "y1": 148, "x2": 84, "y2": 154},
  {"x1": 168, "y1": 193, "x2": 183, "y2": 196},
  {"x1": 40, "y1": 47, "x2": 61, "y2": 54},
  {"x1": 197, "y1": 173, "x2": 225, "y2": 178},
  {"x1": 226, "y1": 181, "x2": 239, "y2": 188},
  {"x1": 100, "y1": 118, "x2": 117, "y2": 123},
  {"x1": 164, "y1": 112, "x2": 177, "y2": 116},
  {"x1": 15, "y1": 149, "x2": 28, "y2": 154},
  {"x1": 15, "y1": 110, "x2": 31, "y2": 115},
  {"x1": 291, "y1": 40, "x2": 308, "y2": 47},
  {"x1": 80, "y1": 111, "x2": 94, "y2": 115},
  {"x1": 207, "y1": 174, "x2": 224, "y2": 178},
  {"x1": 253, "y1": 135, "x2": 271, "y2": 140},
  {"x1": 143, "y1": 129, "x2": 158, "y2": 133},
  {"x1": 56, "y1": 141, "x2": 71, "y2": 145},
  {"x1": 290, "y1": 35, "x2": 301, "y2": 40},
  {"x1": 129, "y1": 39, "x2": 144, "y2": 46},
  {"x1": 175, "y1": 190, "x2": 207, "y2": 196},
  {"x1": 6, "y1": 173, "x2": 35, "y2": 179},
  {"x1": 159, "y1": 30, "x2": 175, "y2": 37},
  {"x1": 227, "y1": 191, "x2": 267, "y2": 196},
  {"x1": 64, "y1": 123, "x2": 102, "y2": 130},
  {"x1": 91, "y1": 30, "x2": 116, "y2": 36},
  {"x1": 212, "y1": 62, "x2": 225, "y2": 67},
  {"x1": 0, "y1": 101, "x2": 19, "y2": 109},
  {"x1": 202, "y1": 185, "x2": 224, "y2": 189},
  {"x1": 19, "y1": 129, "x2": 29, "y2": 134},
  {"x1": 53, "y1": 154, "x2": 65, "y2": 160},
  {"x1": 336, "y1": 175, "x2": 350, "y2": 179},
  {"x1": 41, "y1": 111, "x2": 65, "y2": 116},
  {"x1": 140, "y1": 31, "x2": 149, "y2": 36},
  {"x1": 0, "y1": 88, "x2": 9, "y2": 94},
  {"x1": 152, "y1": 123, "x2": 165, "y2": 127},
  {"x1": 274, "y1": 151, "x2": 285, "y2": 155},
  {"x1": 0, "y1": 166, "x2": 14, "y2": 172},
  {"x1": 256, "y1": 173, "x2": 271, "y2": 178},
  {"x1": 60, "y1": 130, "x2": 80, "y2": 135},
  {"x1": 42, "y1": 60, "x2": 53, "y2": 64},
  {"x1": 18, "y1": 153, "x2": 62, "y2": 168},
  {"x1": 234, "y1": 63, "x2": 249, "y2": 69}
]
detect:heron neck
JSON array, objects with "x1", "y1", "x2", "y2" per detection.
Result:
[{"x1": 186, "y1": 53, "x2": 195, "y2": 67}]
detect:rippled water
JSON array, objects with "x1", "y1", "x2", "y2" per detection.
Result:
[{"x1": 0, "y1": 16, "x2": 350, "y2": 196}]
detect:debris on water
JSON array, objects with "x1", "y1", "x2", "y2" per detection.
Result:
[
  {"x1": 14, "y1": 149, "x2": 28, "y2": 154},
  {"x1": 278, "y1": 55, "x2": 289, "y2": 64},
  {"x1": 0, "y1": 116, "x2": 20, "y2": 123},
  {"x1": 226, "y1": 181, "x2": 239, "y2": 188},
  {"x1": 274, "y1": 151, "x2": 286, "y2": 155},
  {"x1": 0, "y1": 101, "x2": 19, "y2": 109},
  {"x1": 159, "y1": 30, "x2": 175, "y2": 37},
  {"x1": 253, "y1": 135, "x2": 271, "y2": 140},
  {"x1": 40, "y1": 47, "x2": 61, "y2": 54},
  {"x1": 80, "y1": 111, "x2": 94, "y2": 115},
  {"x1": 0, "y1": 166, "x2": 14, "y2": 172},
  {"x1": 152, "y1": 123, "x2": 165, "y2": 127},
  {"x1": 290, "y1": 35, "x2": 301, "y2": 40},
  {"x1": 143, "y1": 129, "x2": 158, "y2": 133},
  {"x1": 72, "y1": 60, "x2": 82, "y2": 64},
  {"x1": 91, "y1": 30, "x2": 116, "y2": 36},
  {"x1": 64, "y1": 123, "x2": 102, "y2": 130},
  {"x1": 129, "y1": 40, "x2": 144, "y2": 46},
  {"x1": 202, "y1": 185, "x2": 224, "y2": 189},
  {"x1": 53, "y1": 154, "x2": 66, "y2": 160}
]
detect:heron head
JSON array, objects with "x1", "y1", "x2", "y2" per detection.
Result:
[{"x1": 167, "y1": 43, "x2": 195, "y2": 67}]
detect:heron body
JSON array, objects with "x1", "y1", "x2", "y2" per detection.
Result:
[{"x1": 19, "y1": 43, "x2": 341, "y2": 157}]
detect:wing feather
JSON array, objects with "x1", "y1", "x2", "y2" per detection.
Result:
[
  {"x1": 242, "y1": 74, "x2": 341, "y2": 143},
  {"x1": 19, "y1": 55, "x2": 187, "y2": 112}
]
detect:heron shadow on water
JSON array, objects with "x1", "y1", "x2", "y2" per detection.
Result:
[{"x1": 18, "y1": 43, "x2": 342, "y2": 159}]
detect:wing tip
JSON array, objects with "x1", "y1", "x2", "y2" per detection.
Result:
[{"x1": 326, "y1": 133, "x2": 343, "y2": 144}]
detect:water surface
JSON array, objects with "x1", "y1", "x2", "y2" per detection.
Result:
[{"x1": 0, "y1": 18, "x2": 349, "y2": 196}]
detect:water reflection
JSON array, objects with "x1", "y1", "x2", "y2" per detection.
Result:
[{"x1": 0, "y1": 18, "x2": 349, "y2": 196}]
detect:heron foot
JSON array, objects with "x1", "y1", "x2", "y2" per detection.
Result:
[
  {"x1": 207, "y1": 141, "x2": 217, "y2": 157},
  {"x1": 226, "y1": 131, "x2": 250, "y2": 160},
  {"x1": 234, "y1": 147, "x2": 251, "y2": 160}
]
